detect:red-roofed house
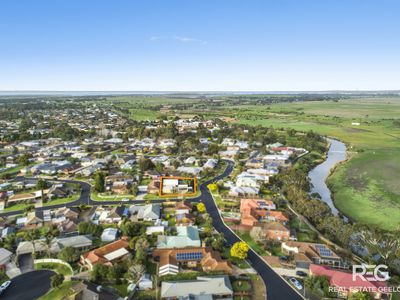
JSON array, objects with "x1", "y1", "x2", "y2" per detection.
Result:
[
  {"x1": 310, "y1": 264, "x2": 392, "y2": 300},
  {"x1": 240, "y1": 198, "x2": 287, "y2": 226},
  {"x1": 80, "y1": 237, "x2": 130, "y2": 270}
]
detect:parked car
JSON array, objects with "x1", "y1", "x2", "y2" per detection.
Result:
[
  {"x1": 289, "y1": 277, "x2": 303, "y2": 290},
  {"x1": 279, "y1": 255, "x2": 288, "y2": 261},
  {"x1": 296, "y1": 270, "x2": 308, "y2": 277},
  {"x1": 0, "y1": 281, "x2": 11, "y2": 293}
]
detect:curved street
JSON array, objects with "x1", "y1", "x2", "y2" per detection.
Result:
[
  {"x1": 1, "y1": 270, "x2": 55, "y2": 300},
  {"x1": 0, "y1": 161, "x2": 303, "y2": 300}
]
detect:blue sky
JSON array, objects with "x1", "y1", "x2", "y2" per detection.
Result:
[{"x1": 1, "y1": 0, "x2": 399, "y2": 91}]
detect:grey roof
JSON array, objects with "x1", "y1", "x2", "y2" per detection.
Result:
[
  {"x1": 131, "y1": 204, "x2": 160, "y2": 220},
  {"x1": 161, "y1": 276, "x2": 233, "y2": 299},
  {"x1": 157, "y1": 226, "x2": 201, "y2": 249},
  {"x1": 0, "y1": 248, "x2": 13, "y2": 261},
  {"x1": 50, "y1": 235, "x2": 93, "y2": 252}
]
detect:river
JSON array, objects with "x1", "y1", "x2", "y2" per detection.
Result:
[{"x1": 308, "y1": 138, "x2": 347, "y2": 215}]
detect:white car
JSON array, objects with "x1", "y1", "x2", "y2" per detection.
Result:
[
  {"x1": 0, "y1": 280, "x2": 11, "y2": 293},
  {"x1": 289, "y1": 277, "x2": 303, "y2": 290},
  {"x1": 121, "y1": 198, "x2": 130, "y2": 202}
]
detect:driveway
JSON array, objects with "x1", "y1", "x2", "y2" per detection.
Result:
[
  {"x1": 0, "y1": 270, "x2": 55, "y2": 300},
  {"x1": 17, "y1": 254, "x2": 34, "y2": 274}
]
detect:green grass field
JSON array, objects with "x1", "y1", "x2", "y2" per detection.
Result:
[{"x1": 328, "y1": 151, "x2": 400, "y2": 230}]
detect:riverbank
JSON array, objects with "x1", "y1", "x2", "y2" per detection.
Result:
[{"x1": 308, "y1": 138, "x2": 347, "y2": 216}]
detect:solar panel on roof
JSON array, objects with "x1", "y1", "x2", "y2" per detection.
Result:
[
  {"x1": 176, "y1": 252, "x2": 203, "y2": 260},
  {"x1": 315, "y1": 245, "x2": 334, "y2": 257}
]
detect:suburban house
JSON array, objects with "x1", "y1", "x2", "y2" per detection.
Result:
[
  {"x1": 240, "y1": 198, "x2": 285, "y2": 226},
  {"x1": 310, "y1": 264, "x2": 391, "y2": 300},
  {"x1": 160, "y1": 276, "x2": 233, "y2": 299},
  {"x1": 175, "y1": 201, "x2": 192, "y2": 214},
  {"x1": 53, "y1": 206, "x2": 79, "y2": 220},
  {"x1": 91, "y1": 206, "x2": 127, "y2": 224},
  {"x1": 282, "y1": 241, "x2": 345, "y2": 270},
  {"x1": 80, "y1": 237, "x2": 130, "y2": 270},
  {"x1": 153, "y1": 247, "x2": 233, "y2": 276},
  {"x1": 146, "y1": 179, "x2": 160, "y2": 194},
  {"x1": 236, "y1": 173, "x2": 261, "y2": 188},
  {"x1": 101, "y1": 228, "x2": 119, "y2": 242},
  {"x1": 203, "y1": 158, "x2": 218, "y2": 169},
  {"x1": 105, "y1": 174, "x2": 133, "y2": 194},
  {"x1": 161, "y1": 178, "x2": 193, "y2": 195},
  {"x1": 16, "y1": 235, "x2": 93, "y2": 256},
  {"x1": 265, "y1": 211, "x2": 289, "y2": 223},
  {"x1": 218, "y1": 150, "x2": 238, "y2": 160},
  {"x1": 16, "y1": 211, "x2": 44, "y2": 228},
  {"x1": 229, "y1": 186, "x2": 259, "y2": 197},
  {"x1": 50, "y1": 235, "x2": 93, "y2": 253},
  {"x1": 130, "y1": 204, "x2": 161, "y2": 221},
  {"x1": 263, "y1": 154, "x2": 290, "y2": 166},
  {"x1": 0, "y1": 248, "x2": 13, "y2": 265},
  {"x1": 250, "y1": 221, "x2": 290, "y2": 241},
  {"x1": 157, "y1": 226, "x2": 201, "y2": 249},
  {"x1": 177, "y1": 166, "x2": 202, "y2": 176},
  {"x1": 69, "y1": 281, "x2": 121, "y2": 300},
  {"x1": 236, "y1": 172, "x2": 269, "y2": 187},
  {"x1": 47, "y1": 183, "x2": 75, "y2": 200}
]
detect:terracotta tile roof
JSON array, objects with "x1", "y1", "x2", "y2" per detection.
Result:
[
  {"x1": 310, "y1": 264, "x2": 389, "y2": 291},
  {"x1": 152, "y1": 247, "x2": 232, "y2": 274},
  {"x1": 284, "y1": 241, "x2": 340, "y2": 262},
  {"x1": 82, "y1": 237, "x2": 129, "y2": 266}
]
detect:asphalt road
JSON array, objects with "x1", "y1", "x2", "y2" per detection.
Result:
[
  {"x1": 196, "y1": 161, "x2": 304, "y2": 300},
  {"x1": 1, "y1": 162, "x2": 304, "y2": 300},
  {"x1": 1, "y1": 270, "x2": 55, "y2": 300}
]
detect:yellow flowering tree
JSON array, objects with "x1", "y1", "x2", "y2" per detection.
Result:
[
  {"x1": 230, "y1": 241, "x2": 249, "y2": 259},
  {"x1": 208, "y1": 183, "x2": 218, "y2": 192},
  {"x1": 197, "y1": 202, "x2": 206, "y2": 213}
]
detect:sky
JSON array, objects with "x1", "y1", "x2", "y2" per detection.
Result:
[{"x1": 0, "y1": 0, "x2": 399, "y2": 91}]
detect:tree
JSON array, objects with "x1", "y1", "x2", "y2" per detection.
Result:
[
  {"x1": 359, "y1": 226, "x2": 400, "y2": 266},
  {"x1": 50, "y1": 274, "x2": 64, "y2": 289},
  {"x1": 196, "y1": 203, "x2": 206, "y2": 213},
  {"x1": 78, "y1": 222, "x2": 102, "y2": 236},
  {"x1": 131, "y1": 185, "x2": 139, "y2": 196},
  {"x1": 58, "y1": 246, "x2": 80, "y2": 263},
  {"x1": 36, "y1": 179, "x2": 47, "y2": 201},
  {"x1": 120, "y1": 222, "x2": 145, "y2": 237},
  {"x1": 91, "y1": 264, "x2": 109, "y2": 283},
  {"x1": 211, "y1": 233, "x2": 225, "y2": 251},
  {"x1": 94, "y1": 172, "x2": 105, "y2": 193},
  {"x1": 139, "y1": 158, "x2": 155, "y2": 172},
  {"x1": 207, "y1": 183, "x2": 218, "y2": 192},
  {"x1": 36, "y1": 178, "x2": 47, "y2": 190},
  {"x1": 230, "y1": 241, "x2": 249, "y2": 259}
]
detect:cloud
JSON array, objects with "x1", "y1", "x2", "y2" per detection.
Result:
[{"x1": 150, "y1": 35, "x2": 208, "y2": 45}]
